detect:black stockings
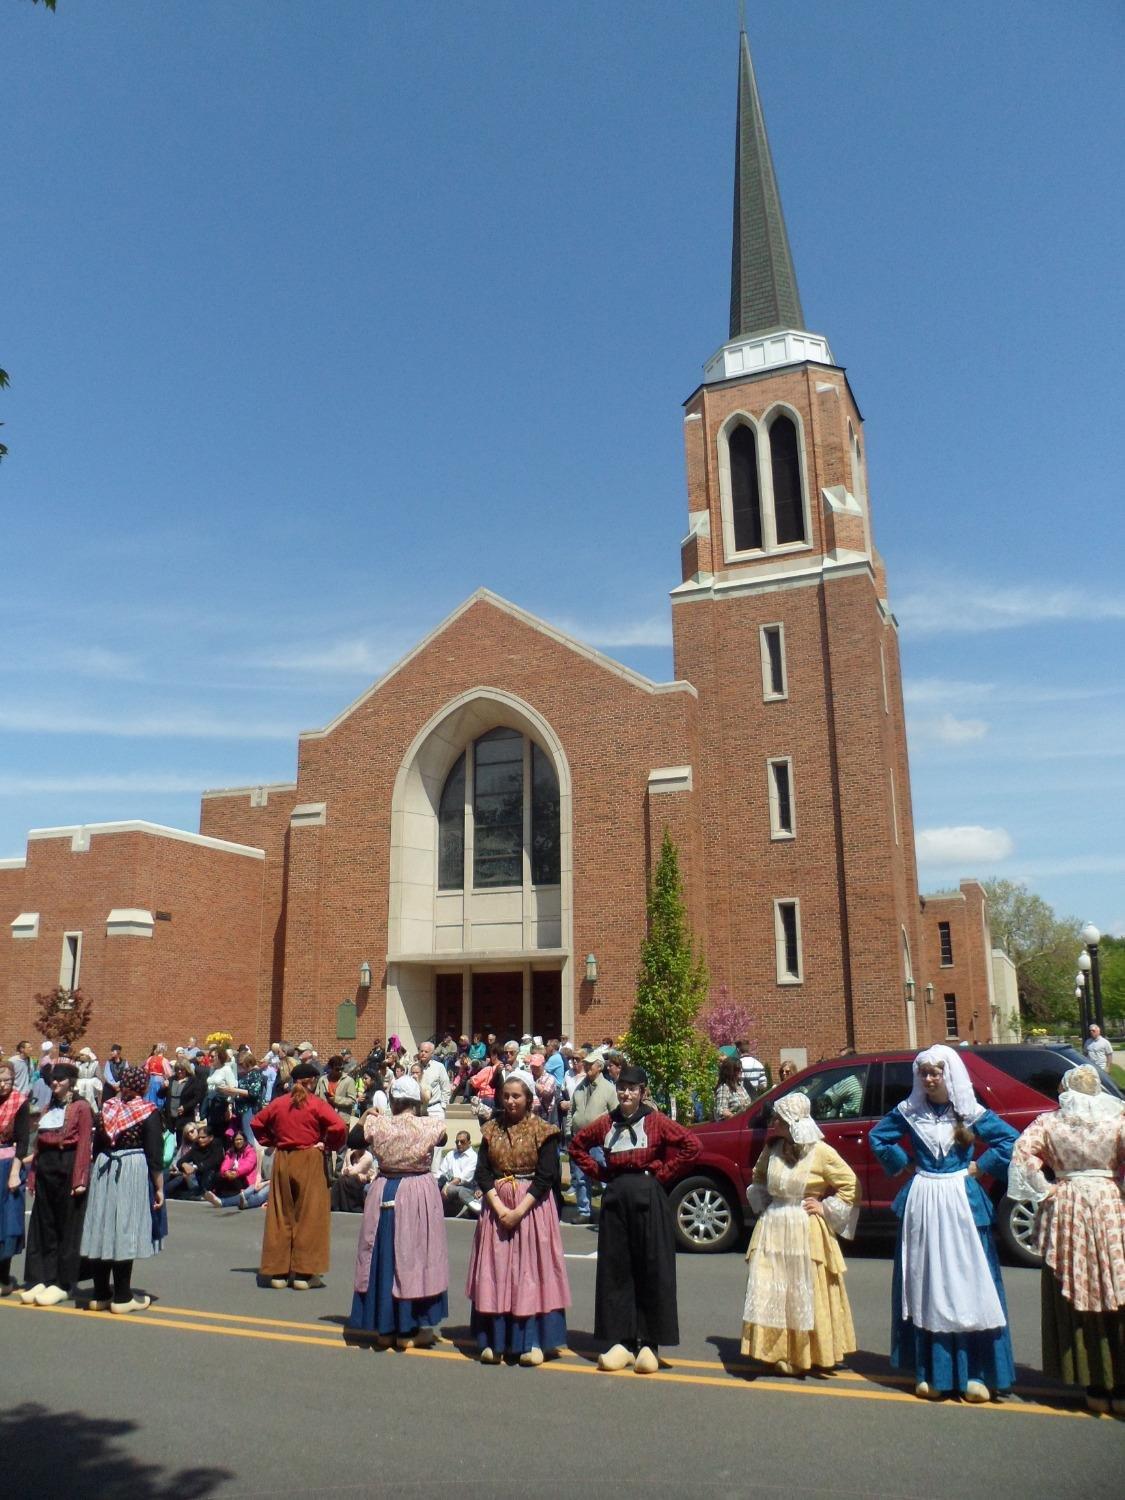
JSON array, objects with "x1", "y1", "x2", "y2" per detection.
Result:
[{"x1": 91, "y1": 1259, "x2": 133, "y2": 1302}]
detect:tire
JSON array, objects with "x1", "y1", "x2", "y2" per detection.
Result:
[
  {"x1": 668, "y1": 1175, "x2": 741, "y2": 1254},
  {"x1": 995, "y1": 1194, "x2": 1043, "y2": 1268}
]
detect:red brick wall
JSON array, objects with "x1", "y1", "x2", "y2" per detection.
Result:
[
  {"x1": 921, "y1": 882, "x2": 995, "y2": 1043},
  {"x1": 0, "y1": 828, "x2": 264, "y2": 1058}
]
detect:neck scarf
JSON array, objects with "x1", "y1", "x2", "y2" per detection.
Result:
[
  {"x1": 606, "y1": 1101, "x2": 652, "y2": 1150},
  {"x1": 101, "y1": 1093, "x2": 157, "y2": 1143},
  {"x1": 0, "y1": 1089, "x2": 27, "y2": 1143}
]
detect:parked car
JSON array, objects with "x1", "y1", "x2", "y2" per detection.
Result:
[{"x1": 665, "y1": 1044, "x2": 1121, "y2": 1264}]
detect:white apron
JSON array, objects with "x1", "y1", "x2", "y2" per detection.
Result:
[
  {"x1": 900, "y1": 1168, "x2": 1004, "y2": 1333},
  {"x1": 743, "y1": 1149, "x2": 815, "y2": 1333}
]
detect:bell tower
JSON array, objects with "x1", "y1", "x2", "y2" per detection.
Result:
[{"x1": 673, "y1": 29, "x2": 928, "y2": 1056}]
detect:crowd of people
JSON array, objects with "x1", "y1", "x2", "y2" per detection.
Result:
[{"x1": 0, "y1": 1031, "x2": 1121, "y2": 1407}]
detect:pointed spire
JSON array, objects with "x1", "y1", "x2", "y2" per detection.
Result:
[{"x1": 729, "y1": 28, "x2": 805, "y2": 340}]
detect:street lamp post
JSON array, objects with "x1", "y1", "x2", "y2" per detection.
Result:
[
  {"x1": 1075, "y1": 968, "x2": 1089, "y2": 1035},
  {"x1": 1077, "y1": 952, "x2": 1092, "y2": 1036},
  {"x1": 1081, "y1": 923, "x2": 1105, "y2": 1032}
]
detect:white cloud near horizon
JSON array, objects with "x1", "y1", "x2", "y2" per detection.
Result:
[
  {"x1": 897, "y1": 584, "x2": 1125, "y2": 637},
  {"x1": 0, "y1": 773, "x2": 217, "y2": 797},
  {"x1": 550, "y1": 614, "x2": 674, "y2": 649},
  {"x1": 903, "y1": 677, "x2": 1123, "y2": 708},
  {"x1": 259, "y1": 638, "x2": 398, "y2": 675},
  {"x1": 0, "y1": 707, "x2": 296, "y2": 741},
  {"x1": 915, "y1": 825, "x2": 1015, "y2": 864},
  {"x1": 909, "y1": 712, "x2": 989, "y2": 746}
]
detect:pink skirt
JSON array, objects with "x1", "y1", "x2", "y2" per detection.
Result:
[
  {"x1": 466, "y1": 1178, "x2": 571, "y2": 1318},
  {"x1": 354, "y1": 1173, "x2": 448, "y2": 1300}
]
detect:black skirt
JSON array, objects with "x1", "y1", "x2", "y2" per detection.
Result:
[
  {"x1": 594, "y1": 1171, "x2": 679, "y2": 1349},
  {"x1": 25, "y1": 1148, "x2": 87, "y2": 1290}
]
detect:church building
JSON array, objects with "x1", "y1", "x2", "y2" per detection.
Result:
[{"x1": 0, "y1": 33, "x2": 997, "y2": 1066}]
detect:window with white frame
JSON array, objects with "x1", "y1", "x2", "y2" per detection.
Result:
[
  {"x1": 760, "y1": 623, "x2": 787, "y2": 701},
  {"x1": 938, "y1": 921, "x2": 954, "y2": 967},
  {"x1": 774, "y1": 899, "x2": 803, "y2": 984},
  {"x1": 60, "y1": 931, "x2": 82, "y2": 992},
  {"x1": 879, "y1": 642, "x2": 889, "y2": 714},
  {"x1": 718, "y1": 407, "x2": 810, "y2": 561},
  {"x1": 767, "y1": 758, "x2": 795, "y2": 839},
  {"x1": 944, "y1": 993, "x2": 959, "y2": 1036}
]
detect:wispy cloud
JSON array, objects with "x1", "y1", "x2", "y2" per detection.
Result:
[
  {"x1": 0, "y1": 707, "x2": 295, "y2": 741},
  {"x1": 909, "y1": 712, "x2": 989, "y2": 746},
  {"x1": 915, "y1": 825, "x2": 1015, "y2": 864},
  {"x1": 0, "y1": 773, "x2": 210, "y2": 796},
  {"x1": 1, "y1": 646, "x2": 146, "y2": 681},
  {"x1": 259, "y1": 638, "x2": 396, "y2": 675},
  {"x1": 897, "y1": 584, "x2": 1125, "y2": 637},
  {"x1": 903, "y1": 677, "x2": 1123, "y2": 708},
  {"x1": 550, "y1": 614, "x2": 673, "y2": 649}
]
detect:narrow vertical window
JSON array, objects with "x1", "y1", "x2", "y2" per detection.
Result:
[
  {"x1": 729, "y1": 423, "x2": 763, "y2": 552},
  {"x1": 880, "y1": 642, "x2": 889, "y2": 714},
  {"x1": 944, "y1": 993, "x2": 958, "y2": 1036},
  {"x1": 760, "y1": 623, "x2": 787, "y2": 701},
  {"x1": 530, "y1": 743, "x2": 560, "y2": 885},
  {"x1": 767, "y1": 758, "x2": 795, "y2": 838},
  {"x1": 889, "y1": 769, "x2": 899, "y2": 845},
  {"x1": 473, "y1": 728, "x2": 523, "y2": 888},
  {"x1": 60, "y1": 932, "x2": 82, "y2": 991},
  {"x1": 437, "y1": 754, "x2": 466, "y2": 890},
  {"x1": 769, "y1": 415, "x2": 806, "y2": 545},
  {"x1": 938, "y1": 921, "x2": 954, "y2": 967},
  {"x1": 774, "y1": 899, "x2": 803, "y2": 983}
]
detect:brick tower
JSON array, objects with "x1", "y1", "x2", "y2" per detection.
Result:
[{"x1": 672, "y1": 30, "x2": 928, "y2": 1057}]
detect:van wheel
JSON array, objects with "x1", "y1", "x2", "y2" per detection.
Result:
[
  {"x1": 668, "y1": 1176, "x2": 740, "y2": 1253},
  {"x1": 996, "y1": 1195, "x2": 1043, "y2": 1268}
]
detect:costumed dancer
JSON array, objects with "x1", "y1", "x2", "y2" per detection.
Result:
[
  {"x1": 347, "y1": 1075, "x2": 449, "y2": 1347},
  {"x1": 741, "y1": 1091, "x2": 859, "y2": 1375},
  {"x1": 569, "y1": 1064, "x2": 700, "y2": 1373},
  {"x1": 20, "y1": 1061, "x2": 94, "y2": 1307},
  {"x1": 0, "y1": 1061, "x2": 31, "y2": 1295},
  {"x1": 466, "y1": 1071, "x2": 570, "y2": 1366},
  {"x1": 1008, "y1": 1064, "x2": 1125, "y2": 1414},
  {"x1": 80, "y1": 1063, "x2": 167, "y2": 1313},
  {"x1": 868, "y1": 1044, "x2": 1018, "y2": 1402},
  {"x1": 251, "y1": 1061, "x2": 346, "y2": 1290}
]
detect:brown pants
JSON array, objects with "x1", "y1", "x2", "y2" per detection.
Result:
[{"x1": 259, "y1": 1148, "x2": 331, "y2": 1279}]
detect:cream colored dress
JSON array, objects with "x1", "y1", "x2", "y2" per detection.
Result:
[{"x1": 740, "y1": 1139, "x2": 859, "y2": 1370}]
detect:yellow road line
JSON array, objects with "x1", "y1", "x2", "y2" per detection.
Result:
[{"x1": 0, "y1": 1300, "x2": 1088, "y2": 1418}]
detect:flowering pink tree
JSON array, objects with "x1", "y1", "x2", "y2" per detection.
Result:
[{"x1": 699, "y1": 985, "x2": 757, "y2": 1050}]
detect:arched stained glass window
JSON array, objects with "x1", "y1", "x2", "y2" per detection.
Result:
[
  {"x1": 437, "y1": 752, "x2": 465, "y2": 890},
  {"x1": 729, "y1": 423, "x2": 763, "y2": 551},
  {"x1": 531, "y1": 743, "x2": 560, "y2": 884},
  {"x1": 473, "y1": 728, "x2": 523, "y2": 888},
  {"x1": 770, "y1": 415, "x2": 806, "y2": 545}
]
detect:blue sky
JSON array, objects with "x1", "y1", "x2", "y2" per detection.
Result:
[{"x1": 3, "y1": 1, "x2": 1123, "y2": 938}]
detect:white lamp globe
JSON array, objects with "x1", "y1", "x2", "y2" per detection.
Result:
[{"x1": 1082, "y1": 922, "x2": 1101, "y2": 947}]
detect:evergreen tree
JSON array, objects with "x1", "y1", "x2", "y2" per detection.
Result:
[{"x1": 623, "y1": 829, "x2": 713, "y2": 1118}]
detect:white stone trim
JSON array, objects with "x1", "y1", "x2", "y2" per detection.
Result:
[
  {"x1": 0, "y1": 858, "x2": 26, "y2": 871},
  {"x1": 388, "y1": 947, "x2": 568, "y2": 966},
  {"x1": 106, "y1": 908, "x2": 155, "y2": 939},
  {"x1": 290, "y1": 803, "x2": 327, "y2": 828},
  {"x1": 773, "y1": 898, "x2": 804, "y2": 985},
  {"x1": 671, "y1": 553, "x2": 875, "y2": 604},
  {"x1": 647, "y1": 766, "x2": 693, "y2": 795},
  {"x1": 26, "y1": 820, "x2": 264, "y2": 860},
  {"x1": 200, "y1": 781, "x2": 297, "y2": 802},
  {"x1": 10, "y1": 911, "x2": 39, "y2": 940},
  {"x1": 300, "y1": 589, "x2": 695, "y2": 741},
  {"x1": 759, "y1": 623, "x2": 788, "y2": 702},
  {"x1": 767, "y1": 757, "x2": 796, "y2": 840},
  {"x1": 822, "y1": 484, "x2": 863, "y2": 516},
  {"x1": 703, "y1": 328, "x2": 835, "y2": 384}
]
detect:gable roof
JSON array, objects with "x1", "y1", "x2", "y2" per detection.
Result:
[{"x1": 299, "y1": 588, "x2": 694, "y2": 741}]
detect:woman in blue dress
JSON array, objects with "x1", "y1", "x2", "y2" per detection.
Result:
[{"x1": 869, "y1": 1044, "x2": 1018, "y2": 1402}]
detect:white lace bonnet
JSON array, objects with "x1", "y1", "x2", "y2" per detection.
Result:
[
  {"x1": 899, "y1": 1044, "x2": 985, "y2": 1124},
  {"x1": 1058, "y1": 1065, "x2": 1124, "y2": 1121},
  {"x1": 773, "y1": 1090, "x2": 824, "y2": 1146}
]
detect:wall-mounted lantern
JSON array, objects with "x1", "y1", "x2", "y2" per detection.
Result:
[
  {"x1": 585, "y1": 952, "x2": 598, "y2": 984},
  {"x1": 359, "y1": 960, "x2": 372, "y2": 989}
]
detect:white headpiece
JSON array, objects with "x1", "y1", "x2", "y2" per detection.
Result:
[
  {"x1": 390, "y1": 1075, "x2": 421, "y2": 1102},
  {"x1": 1057, "y1": 1065, "x2": 1124, "y2": 1122},
  {"x1": 772, "y1": 1090, "x2": 824, "y2": 1146},
  {"x1": 502, "y1": 1068, "x2": 536, "y2": 1098},
  {"x1": 899, "y1": 1044, "x2": 985, "y2": 1125}
]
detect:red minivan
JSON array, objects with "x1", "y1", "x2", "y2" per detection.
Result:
[{"x1": 664, "y1": 1044, "x2": 1121, "y2": 1264}]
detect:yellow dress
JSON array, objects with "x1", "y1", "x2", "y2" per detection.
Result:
[{"x1": 740, "y1": 1139, "x2": 858, "y2": 1370}]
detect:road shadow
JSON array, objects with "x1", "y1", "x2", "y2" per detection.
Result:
[{"x1": 3, "y1": 1402, "x2": 231, "y2": 1500}]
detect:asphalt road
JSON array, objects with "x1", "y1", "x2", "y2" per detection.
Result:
[{"x1": 2, "y1": 1202, "x2": 1121, "y2": 1499}]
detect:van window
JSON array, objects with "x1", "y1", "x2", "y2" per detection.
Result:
[
  {"x1": 880, "y1": 1060, "x2": 914, "y2": 1115},
  {"x1": 789, "y1": 1064, "x2": 870, "y2": 1121},
  {"x1": 981, "y1": 1048, "x2": 1080, "y2": 1102}
]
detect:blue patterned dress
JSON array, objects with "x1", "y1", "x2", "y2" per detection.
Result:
[{"x1": 869, "y1": 1106, "x2": 1018, "y2": 1393}]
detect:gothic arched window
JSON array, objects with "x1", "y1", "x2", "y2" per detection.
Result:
[
  {"x1": 729, "y1": 422, "x2": 763, "y2": 552},
  {"x1": 437, "y1": 752, "x2": 465, "y2": 891},
  {"x1": 437, "y1": 730, "x2": 561, "y2": 892},
  {"x1": 769, "y1": 415, "x2": 806, "y2": 545}
]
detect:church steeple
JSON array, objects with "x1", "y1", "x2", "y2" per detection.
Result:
[{"x1": 729, "y1": 27, "x2": 805, "y2": 339}]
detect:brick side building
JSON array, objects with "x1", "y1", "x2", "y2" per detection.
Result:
[{"x1": 0, "y1": 32, "x2": 996, "y2": 1067}]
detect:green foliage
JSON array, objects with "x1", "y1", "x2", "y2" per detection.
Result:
[
  {"x1": 1097, "y1": 935, "x2": 1125, "y2": 1024},
  {"x1": 983, "y1": 879, "x2": 1082, "y2": 1026},
  {"x1": 623, "y1": 829, "x2": 713, "y2": 1119}
]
